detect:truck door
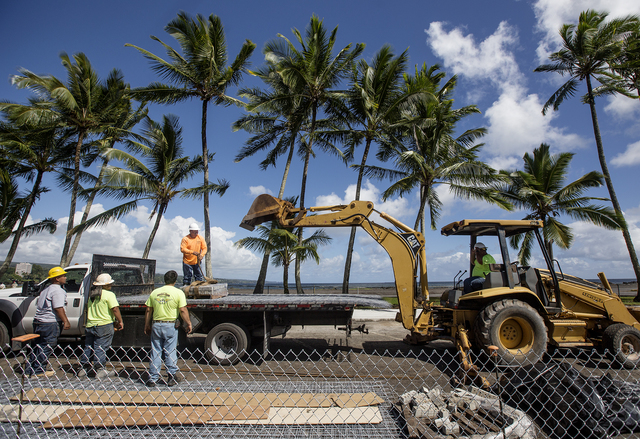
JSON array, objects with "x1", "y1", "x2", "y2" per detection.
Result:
[{"x1": 61, "y1": 267, "x2": 88, "y2": 336}]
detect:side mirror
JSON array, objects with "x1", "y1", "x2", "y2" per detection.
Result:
[{"x1": 21, "y1": 281, "x2": 39, "y2": 296}]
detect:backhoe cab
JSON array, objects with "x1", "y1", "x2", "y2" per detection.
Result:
[{"x1": 241, "y1": 195, "x2": 640, "y2": 372}]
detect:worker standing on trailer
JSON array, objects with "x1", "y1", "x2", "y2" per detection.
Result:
[
  {"x1": 144, "y1": 270, "x2": 192, "y2": 387},
  {"x1": 463, "y1": 242, "x2": 496, "y2": 293},
  {"x1": 180, "y1": 223, "x2": 207, "y2": 286}
]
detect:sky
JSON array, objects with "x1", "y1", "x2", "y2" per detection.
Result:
[{"x1": 1, "y1": 0, "x2": 639, "y2": 284}]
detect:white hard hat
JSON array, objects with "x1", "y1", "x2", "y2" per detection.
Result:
[
  {"x1": 474, "y1": 242, "x2": 487, "y2": 249},
  {"x1": 188, "y1": 223, "x2": 199, "y2": 231},
  {"x1": 93, "y1": 273, "x2": 115, "y2": 286}
]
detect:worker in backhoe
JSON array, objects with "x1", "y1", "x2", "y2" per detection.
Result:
[
  {"x1": 180, "y1": 223, "x2": 207, "y2": 286},
  {"x1": 463, "y1": 242, "x2": 496, "y2": 293}
]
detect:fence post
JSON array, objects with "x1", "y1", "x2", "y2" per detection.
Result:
[
  {"x1": 488, "y1": 345, "x2": 507, "y2": 439},
  {"x1": 11, "y1": 333, "x2": 40, "y2": 437}
]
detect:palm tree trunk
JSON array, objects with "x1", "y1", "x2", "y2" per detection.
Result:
[
  {"x1": 415, "y1": 184, "x2": 428, "y2": 233},
  {"x1": 143, "y1": 205, "x2": 166, "y2": 259},
  {"x1": 585, "y1": 77, "x2": 640, "y2": 298},
  {"x1": 342, "y1": 137, "x2": 372, "y2": 294},
  {"x1": 201, "y1": 100, "x2": 213, "y2": 278},
  {"x1": 283, "y1": 262, "x2": 290, "y2": 295},
  {"x1": 253, "y1": 142, "x2": 295, "y2": 294},
  {"x1": 66, "y1": 160, "x2": 108, "y2": 264},
  {"x1": 60, "y1": 132, "x2": 85, "y2": 267},
  {"x1": 294, "y1": 148, "x2": 310, "y2": 294},
  {"x1": 0, "y1": 172, "x2": 43, "y2": 277},
  {"x1": 295, "y1": 110, "x2": 316, "y2": 295}
]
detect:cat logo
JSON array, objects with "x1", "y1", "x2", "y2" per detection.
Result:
[{"x1": 400, "y1": 233, "x2": 421, "y2": 259}]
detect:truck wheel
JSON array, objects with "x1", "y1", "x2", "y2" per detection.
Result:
[
  {"x1": 204, "y1": 323, "x2": 250, "y2": 366},
  {"x1": 474, "y1": 299, "x2": 547, "y2": 366},
  {"x1": 603, "y1": 323, "x2": 640, "y2": 369},
  {"x1": 0, "y1": 321, "x2": 9, "y2": 353}
]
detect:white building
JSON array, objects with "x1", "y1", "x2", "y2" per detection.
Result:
[{"x1": 15, "y1": 262, "x2": 32, "y2": 276}]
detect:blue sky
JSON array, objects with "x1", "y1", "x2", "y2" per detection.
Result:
[{"x1": 1, "y1": 0, "x2": 639, "y2": 283}]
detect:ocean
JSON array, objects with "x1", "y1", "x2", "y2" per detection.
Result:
[{"x1": 224, "y1": 278, "x2": 637, "y2": 291}]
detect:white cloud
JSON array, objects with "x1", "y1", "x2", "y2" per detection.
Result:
[
  {"x1": 426, "y1": 19, "x2": 586, "y2": 166},
  {"x1": 604, "y1": 94, "x2": 640, "y2": 121},
  {"x1": 611, "y1": 140, "x2": 640, "y2": 167},
  {"x1": 249, "y1": 185, "x2": 273, "y2": 196},
  {"x1": 426, "y1": 21, "x2": 522, "y2": 89},
  {"x1": 483, "y1": 91, "x2": 585, "y2": 159},
  {"x1": 533, "y1": 0, "x2": 640, "y2": 63}
]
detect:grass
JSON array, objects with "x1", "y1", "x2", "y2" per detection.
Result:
[
  {"x1": 620, "y1": 295, "x2": 639, "y2": 305},
  {"x1": 382, "y1": 297, "x2": 398, "y2": 308}
]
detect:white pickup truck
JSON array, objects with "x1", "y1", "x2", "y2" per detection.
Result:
[
  {"x1": 0, "y1": 254, "x2": 387, "y2": 365},
  {"x1": 0, "y1": 254, "x2": 154, "y2": 350}
]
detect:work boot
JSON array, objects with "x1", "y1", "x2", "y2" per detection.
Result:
[
  {"x1": 31, "y1": 370, "x2": 56, "y2": 378},
  {"x1": 77, "y1": 368, "x2": 88, "y2": 378},
  {"x1": 96, "y1": 369, "x2": 116, "y2": 379},
  {"x1": 146, "y1": 380, "x2": 157, "y2": 388}
]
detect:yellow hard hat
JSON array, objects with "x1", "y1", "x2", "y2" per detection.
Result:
[{"x1": 47, "y1": 267, "x2": 67, "y2": 279}]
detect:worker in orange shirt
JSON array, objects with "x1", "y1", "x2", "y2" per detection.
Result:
[{"x1": 180, "y1": 223, "x2": 207, "y2": 286}]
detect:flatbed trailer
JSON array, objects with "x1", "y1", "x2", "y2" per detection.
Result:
[{"x1": 116, "y1": 293, "x2": 388, "y2": 365}]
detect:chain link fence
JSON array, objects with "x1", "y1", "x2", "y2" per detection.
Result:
[{"x1": 1, "y1": 339, "x2": 640, "y2": 439}]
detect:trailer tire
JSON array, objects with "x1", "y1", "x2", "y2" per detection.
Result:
[
  {"x1": 0, "y1": 320, "x2": 9, "y2": 353},
  {"x1": 204, "y1": 323, "x2": 250, "y2": 366},
  {"x1": 474, "y1": 299, "x2": 547, "y2": 366},
  {"x1": 603, "y1": 323, "x2": 640, "y2": 369}
]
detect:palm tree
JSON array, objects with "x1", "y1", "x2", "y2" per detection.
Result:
[
  {"x1": 338, "y1": 45, "x2": 425, "y2": 294},
  {"x1": 64, "y1": 76, "x2": 148, "y2": 264},
  {"x1": 609, "y1": 23, "x2": 640, "y2": 96},
  {"x1": 264, "y1": 15, "x2": 364, "y2": 293},
  {"x1": 70, "y1": 114, "x2": 229, "y2": 259},
  {"x1": 235, "y1": 222, "x2": 331, "y2": 294},
  {"x1": 534, "y1": 10, "x2": 640, "y2": 295},
  {"x1": 496, "y1": 144, "x2": 621, "y2": 264},
  {"x1": 0, "y1": 123, "x2": 63, "y2": 276},
  {"x1": 1, "y1": 54, "x2": 130, "y2": 267},
  {"x1": 364, "y1": 65, "x2": 505, "y2": 236},
  {"x1": 233, "y1": 65, "x2": 306, "y2": 294},
  {"x1": 125, "y1": 12, "x2": 255, "y2": 276}
]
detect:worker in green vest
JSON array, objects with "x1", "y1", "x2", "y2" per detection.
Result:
[{"x1": 78, "y1": 273, "x2": 123, "y2": 378}]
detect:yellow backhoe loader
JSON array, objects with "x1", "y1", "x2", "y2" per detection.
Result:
[{"x1": 241, "y1": 195, "x2": 640, "y2": 373}]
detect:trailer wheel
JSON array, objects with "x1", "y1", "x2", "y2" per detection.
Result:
[
  {"x1": 0, "y1": 321, "x2": 9, "y2": 353},
  {"x1": 603, "y1": 323, "x2": 640, "y2": 369},
  {"x1": 474, "y1": 299, "x2": 547, "y2": 366},
  {"x1": 204, "y1": 323, "x2": 250, "y2": 366}
]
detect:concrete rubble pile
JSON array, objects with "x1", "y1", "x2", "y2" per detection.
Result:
[{"x1": 397, "y1": 385, "x2": 537, "y2": 439}]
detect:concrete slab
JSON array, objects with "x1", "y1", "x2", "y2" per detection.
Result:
[{"x1": 352, "y1": 309, "x2": 397, "y2": 321}]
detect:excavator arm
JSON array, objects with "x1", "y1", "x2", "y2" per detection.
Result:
[{"x1": 240, "y1": 194, "x2": 428, "y2": 332}]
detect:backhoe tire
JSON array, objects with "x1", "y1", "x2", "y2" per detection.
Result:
[
  {"x1": 474, "y1": 299, "x2": 547, "y2": 366},
  {"x1": 603, "y1": 323, "x2": 640, "y2": 369},
  {"x1": 204, "y1": 323, "x2": 250, "y2": 366}
]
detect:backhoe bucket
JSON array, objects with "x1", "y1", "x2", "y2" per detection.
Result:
[{"x1": 240, "y1": 194, "x2": 290, "y2": 231}]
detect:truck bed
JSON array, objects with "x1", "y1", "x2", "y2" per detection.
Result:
[{"x1": 117, "y1": 294, "x2": 390, "y2": 311}]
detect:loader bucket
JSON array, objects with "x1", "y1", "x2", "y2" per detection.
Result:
[{"x1": 240, "y1": 194, "x2": 291, "y2": 231}]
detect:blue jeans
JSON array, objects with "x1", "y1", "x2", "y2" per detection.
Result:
[
  {"x1": 81, "y1": 323, "x2": 114, "y2": 370},
  {"x1": 464, "y1": 276, "x2": 486, "y2": 293},
  {"x1": 27, "y1": 321, "x2": 62, "y2": 375},
  {"x1": 149, "y1": 322, "x2": 178, "y2": 382},
  {"x1": 183, "y1": 261, "x2": 204, "y2": 286}
]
